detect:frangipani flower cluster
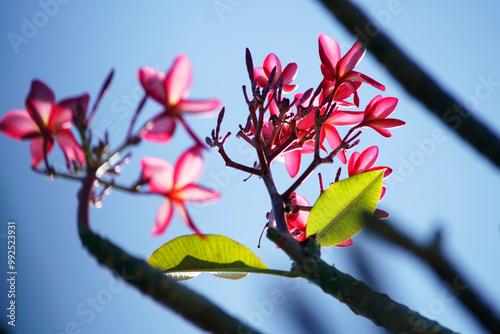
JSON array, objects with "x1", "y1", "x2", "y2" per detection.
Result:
[{"x1": 228, "y1": 33, "x2": 405, "y2": 245}]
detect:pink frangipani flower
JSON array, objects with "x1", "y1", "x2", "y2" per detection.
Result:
[
  {"x1": 138, "y1": 54, "x2": 221, "y2": 144},
  {"x1": 318, "y1": 34, "x2": 385, "y2": 106},
  {"x1": 360, "y1": 95, "x2": 405, "y2": 137},
  {"x1": 0, "y1": 80, "x2": 87, "y2": 168},
  {"x1": 141, "y1": 145, "x2": 221, "y2": 236},
  {"x1": 348, "y1": 145, "x2": 392, "y2": 199},
  {"x1": 254, "y1": 53, "x2": 298, "y2": 93}
]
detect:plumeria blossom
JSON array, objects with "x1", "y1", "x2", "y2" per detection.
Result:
[
  {"x1": 140, "y1": 145, "x2": 221, "y2": 236},
  {"x1": 0, "y1": 80, "x2": 87, "y2": 169},
  {"x1": 318, "y1": 33, "x2": 385, "y2": 106},
  {"x1": 359, "y1": 95, "x2": 406, "y2": 137},
  {"x1": 348, "y1": 145, "x2": 392, "y2": 199},
  {"x1": 138, "y1": 54, "x2": 221, "y2": 144},
  {"x1": 254, "y1": 53, "x2": 298, "y2": 94}
]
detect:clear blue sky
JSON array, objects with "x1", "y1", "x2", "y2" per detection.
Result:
[{"x1": 1, "y1": 1, "x2": 499, "y2": 333}]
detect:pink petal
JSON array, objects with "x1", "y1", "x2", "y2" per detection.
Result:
[
  {"x1": 342, "y1": 72, "x2": 385, "y2": 91},
  {"x1": 151, "y1": 200, "x2": 174, "y2": 236},
  {"x1": 138, "y1": 67, "x2": 167, "y2": 105},
  {"x1": 53, "y1": 129, "x2": 85, "y2": 165},
  {"x1": 374, "y1": 209, "x2": 390, "y2": 219},
  {"x1": 26, "y1": 80, "x2": 55, "y2": 125},
  {"x1": 356, "y1": 146, "x2": 379, "y2": 172},
  {"x1": 324, "y1": 124, "x2": 347, "y2": 164},
  {"x1": 282, "y1": 62, "x2": 298, "y2": 85},
  {"x1": 327, "y1": 110, "x2": 364, "y2": 126},
  {"x1": 282, "y1": 84, "x2": 298, "y2": 94},
  {"x1": 50, "y1": 94, "x2": 89, "y2": 130},
  {"x1": 141, "y1": 157, "x2": 174, "y2": 194},
  {"x1": 369, "y1": 97, "x2": 398, "y2": 119},
  {"x1": 176, "y1": 99, "x2": 221, "y2": 117},
  {"x1": 263, "y1": 53, "x2": 282, "y2": 78},
  {"x1": 348, "y1": 151, "x2": 360, "y2": 175},
  {"x1": 30, "y1": 136, "x2": 53, "y2": 168},
  {"x1": 364, "y1": 118, "x2": 406, "y2": 129},
  {"x1": 318, "y1": 34, "x2": 340, "y2": 77},
  {"x1": 173, "y1": 201, "x2": 203, "y2": 235},
  {"x1": 175, "y1": 184, "x2": 221, "y2": 203},
  {"x1": 335, "y1": 239, "x2": 353, "y2": 247},
  {"x1": 0, "y1": 109, "x2": 40, "y2": 139},
  {"x1": 369, "y1": 127, "x2": 392, "y2": 137},
  {"x1": 285, "y1": 149, "x2": 301, "y2": 178},
  {"x1": 141, "y1": 114, "x2": 176, "y2": 143},
  {"x1": 174, "y1": 145, "x2": 204, "y2": 189},
  {"x1": 337, "y1": 41, "x2": 366, "y2": 77},
  {"x1": 165, "y1": 54, "x2": 193, "y2": 107},
  {"x1": 370, "y1": 166, "x2": 393, "y2": 178},
  {"x1": 253, "y1": 67, "x2": 268, "y2": 88},
  {"x1": 364, "y1": 95, "x2": 382, "y2": 116}
]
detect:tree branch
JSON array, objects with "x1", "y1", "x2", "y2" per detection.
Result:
[
  {"x1": 267, "y1": 228, "x2": 458, "y2": 334},
  {"x1": 77, "y1": 173, "x2": 263, "y2": 334}
]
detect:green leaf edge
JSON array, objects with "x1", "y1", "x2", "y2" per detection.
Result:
[
  {"x1": 306, "y1": 170, "x2": 384, "y2": 247},
  {"x1": 147, "y1": 234, "x2": 298, "y2": 280}
]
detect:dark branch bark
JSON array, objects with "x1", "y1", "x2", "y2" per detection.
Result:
[
  {"x1": 318, "y1": 0, "x2": 500, "y2": 169},
  {"x1": 267, "y1": 228, "x2": 458, "y2": 334}
]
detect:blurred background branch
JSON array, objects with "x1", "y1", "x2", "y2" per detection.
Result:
[
  {"x1": 318, "y1": 0, "x2": 500, "y2": 169},
  {"x1": 364, "y1": 214, "x2": 500, "y2": 333}
]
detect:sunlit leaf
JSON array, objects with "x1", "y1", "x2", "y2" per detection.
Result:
[
  {"x1": 147, "y1": 234, "x2": 275, "y2": 281},
  {"x1": 306, "y1": 170, "x2": 384, "y2": 247}
]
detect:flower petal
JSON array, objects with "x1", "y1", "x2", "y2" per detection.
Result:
[
  {"x1": 51, "y1": 94, "x2": 89, "y2": 130},
  {"x1": 327, "y1": 110, "x2": 364, "y2": 126},
  {"x1": 30, "y1": 136, "x2": 53, "y2": 168},
  {"x1": 285, "y1": 149, "x2": 301, "y2": 178},
  {"x1": 176, "y1": 99, "x2": 221, "y2": 117},
  {"x1": 254, "y1": 67, "x2": 268, "y2": 88},
  {"x1": 318, "y1": 34, "x2": 340, "y2": 78},
  {"x1": 173, "y1": 201, "x2": 203, "y2": 235},
  {"x1": 141, "y1": 114, "x2": 176, "y2": 143},
  {"x1": 138, "y1": 67, "x2": 167, "y2": 105},
  {"x1": 324, "y1": 124, "x2": 347, "y2": 163},
  {"x1": 334, "y1": 239, "x2": 353, "y2": 247},
  {"x1": 342, "y1": 71, "x2": 385, "y2": 91},
  {"x1": 263, "y1": 53, "x2": 282, "y2": 78},
  {"x1": 175, "y1": 184, "x2": 221, "y2": 203},
  {"x1": 165, "y1": 54, "x2": 192, "y2": 107},
  {"x1": 356, "y1": 146, "x2": 379, "y2": 172},
  {"x1": 141, "y1": 157, "x2": 174, "y2": 194},
  {"x1": 347, "y1": 151, "x2": 360, "y2": 176},
  {"x1": 0, "y1": 109, "x2": 40, "y2": 139},
  {"x1": 151, "y1": 200, "x2": 174, "y2": 236},
  {"x1": 282, "y1": 62, "x2": 298, "y2": 85},
  {"x1": 369, "y1": 97, "x2": 398, "y2": 119},
  {"x1": 26, "y1": 80, "x2": 55, "y2": 126},
  {"x1": 337, "y1": 41, "x2": 365, "y2": 77},
  {"x1": 53, "y1": 129, "x2": 85, "y2": 165},
  {"x1": 174, "y1": 145, "x2": 204, "y2": 189}
]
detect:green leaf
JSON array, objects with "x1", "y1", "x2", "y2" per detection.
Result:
[
  {"x1": 147, "y1": 234, "x2": 292, "y2": 281},
  {"x1": 306, "y1": 170, "x2": 384, "y2": 247}
]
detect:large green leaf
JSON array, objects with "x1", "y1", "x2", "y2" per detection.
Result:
[
  {"x1": 306, "y1": 170, "x2": 384, "y2": 247},
  {"x1": 147, "y1": 234, "x2": 291, "y2": 281}
]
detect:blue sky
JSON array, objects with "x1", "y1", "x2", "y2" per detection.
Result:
[{"x1": 1, "y1": 1, "x2": 499, "y2": 333}]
